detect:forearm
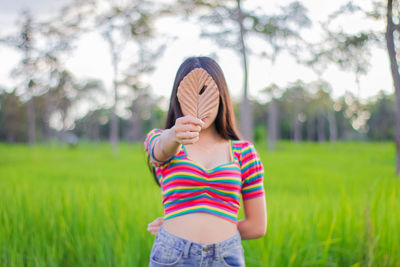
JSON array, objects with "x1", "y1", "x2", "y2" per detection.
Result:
[
  {"x1": 237, "y1": 218, "x2": 266, "y2": 240},
  {"x1": 153, "y1": 127, "x2": 181, "y2": 162}
]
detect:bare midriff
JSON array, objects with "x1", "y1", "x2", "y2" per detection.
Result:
[{"x1": 162, "y1": 212, "x2": 238, "y2": 244}]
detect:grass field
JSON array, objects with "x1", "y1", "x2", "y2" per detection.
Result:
[{"x1": 0, "y1": 141, "x2": 399, "y2": 267}]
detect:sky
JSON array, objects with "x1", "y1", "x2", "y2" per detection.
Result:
[{"x1": 0, "y1": 0, "x2": 394, "y2": 122}]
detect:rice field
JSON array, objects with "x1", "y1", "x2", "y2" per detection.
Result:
[{"x1": 0, "y1": 140, "x2": 399, "y2": 266}]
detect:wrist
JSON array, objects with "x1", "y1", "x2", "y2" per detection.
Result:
[{"x1": 168, "y1": 126, "x2": 180, "y2": 146}]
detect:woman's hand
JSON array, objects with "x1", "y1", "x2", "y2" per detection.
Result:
[
  {"x1": 147, "y1": 217, "x2": 164, "y2": 235},
  {"x1": 172, "y1": 115, "x2": 205, "y2": 145},
  {"x1": 152, "y1": 115, "x2": 205, "y2": 163}
]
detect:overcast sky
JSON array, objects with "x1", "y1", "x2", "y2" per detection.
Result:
[{"x1": 0, "y1": 0, "x2": 393, "y2": 120}]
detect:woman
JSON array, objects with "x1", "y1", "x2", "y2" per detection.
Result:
[{"x1": 143, "y1": 56, "x2": 267, "y2": 266}]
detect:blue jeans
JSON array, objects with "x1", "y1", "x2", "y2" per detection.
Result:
[{"x1": 149, "y1": 223, "x2": 245, "y2": 267}]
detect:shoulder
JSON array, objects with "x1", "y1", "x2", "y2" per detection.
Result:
[
  {"x1": 231, "y1": 139, "x2": 257, "y2": 161},
  {"x1": 144, "y1": 128, "x2": 164, "y2": 140},
  {"x1": 146, "y1": 128, "x2": 164, "y2": 136},
  {"x1": 143, "y1": 128, "x2": 165, "y2": 150},
  {"x1": 231, "y1": 139, "x2": 256, "y2": 152},
  {"x1": 232, "y1": 140, "x2": 263, "y2": 176}
]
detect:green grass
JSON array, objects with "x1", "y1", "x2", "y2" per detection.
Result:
[{"x1": 0, "y1": 141, "x2": 399, "y2": 267}]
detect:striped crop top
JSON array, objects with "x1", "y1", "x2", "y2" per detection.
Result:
[{"x1": 143, "y1": 128, "x2": 265, "y2": 225}]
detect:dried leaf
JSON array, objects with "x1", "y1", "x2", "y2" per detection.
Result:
[{"x1": 177, "y1": 68, "x2": 219, "y2": 119}]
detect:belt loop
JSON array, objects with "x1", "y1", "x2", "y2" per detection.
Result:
[
  {"x1": 214, "y1": 243, "x2": 220, "y2": 261},
  {"x1": 183, "y1": 240, "x2": 192, "y2": 258}
]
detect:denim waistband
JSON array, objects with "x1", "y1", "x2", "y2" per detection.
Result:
[{"x1": 155, "y1": 223, "x2": 242, "y2": 257}]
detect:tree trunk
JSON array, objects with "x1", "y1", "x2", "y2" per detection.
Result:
[
  {"x1": 94, "y1": 125, "x2": 100, "y2": 141},
  {"x1": 91, "y1": 121, "x2": 100, "y2": 142},
  {"x1": 110, "y1": 106, "x2": 118, "y2": 152},
  {"x1": 385, "y1": 0, "x2": 400, "y2": 175},
  {"x1": 307, "y1": 116, "x2": 315, "y2": 141},
  {"x1": 43, "y1": 92, "x2": 51, "y2": 141},
  {"x1": 328, "y1": 111, "x2": 338, "y2": 142},
  {"x1": 237, "y1": 0, "x2": 253, "y2": 142},
  {"x1": 128, "y1": 103, "x2": 142, "y2": 142},
  {"x1": 150, "y1": 105, "x2": 157, "y2": 130},
  {"x1": 268, "y1": 98, "x2": 278, "y2": 150},
  {"x1": 27, "y1": 97, "x2": 35, "y2": 145},
  {"x1": 293, "y1": 114, "x2": 302, "y2": 142},
  {"x1": 108, "y1": 35, "x2": 119, "y2": 154},
  {"x1": 317, "y1": 112, "x2": 326, "y2": 142},
  {"x1": 6, "y1": 131, "x2": 15, "y2": 143},
  {"x1": 240, "y1": 97, "x2": 253, "y2": 142}
]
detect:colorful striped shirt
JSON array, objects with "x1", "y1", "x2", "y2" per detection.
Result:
[{"x1": 143, "y1": 128, "x2": 265, "y2": 225}]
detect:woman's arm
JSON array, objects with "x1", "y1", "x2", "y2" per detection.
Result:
[
  {"x1": 238, "y1": 141, "x2": 267, "y2": 240},
  {"x1": 237, "y1": 195, "x2": 267, "y2": 240},
  {"x1": 152, "y1": 127, "x2": 181, "y2": 162},
  {"x1": 152, "y1": 115, "x2": 205, "y2": 163}
]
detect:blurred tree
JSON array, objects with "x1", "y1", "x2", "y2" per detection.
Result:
[
  {"x1": 366, "y1": 90, "x2": 395, "y2": 140},
  {"x1": 124, "y1": 89, "x2": 165, "y2": 142},
  {"x1": 300, "y1": 2, "x2": 383, "y2": 99},
  {"x1": 385, "y1": 0, "x2": 400, "y2": 174},
  {"x1": 304, "y1": 88, "x2": 318, "y2": 142},
  {"x1": 121, "y1": 41, "x2": 166, "y2": 142},
  {"x1": 34, "y1": 0, "x2": 95, "y2": 141},
  {"x1": 124, "y1": 86, "x2": 150, "y2": 143},
  {"x1": 0, "y1": 89, "x2": 27, "y2": 142},
  {"x1": 66, "y1": 76, "x2": 105, "y2": 137},
  {"x1": 251, "y1": 99, "x2": 267, "y2": 144},
  {"x1": 0, "y1": 10, "x2": 39, "y2": 144},
  {"x1": 94, "y1": 0, "x2": 166, "y2": 153},
  {"x1": 73, "y1": 108, "x2": 110, "y2": 141},
  {"x1": 298, "y1": 2, "x2": 384, "y2": 142},
  {"x1": 0, "y1": 2, "x2": 95, "y2": 144},
  {"x1": 310, "y1": 80, "x2": 337, "y2": 142},
  {"x1": 177, "y1": 0, "x2": 311, "y2": 143},
  {"x1": 248, "y1": 1, "x2": 312, "y2": 64},
  {"x1": 270, "y1": 79, "x2": 342, "y2": 143},
  {"x1": 260, "y1": 83, "x2": 282, "y2": 150},
  {"x1": 280, "y1": 80, "x2": 309, "y2": 142},
  {"x1": 177, "y1": 0, "x2": 254, "y2": 141},
  {"x1": 340, "y1": 90, "x2": 370, "y2": 140},
  {"x1": 333, "y1": 93, "x2": 362, "y2": 140},
  {"x1": 251, "y1": 1, "x2": 311, "y2": 146}
]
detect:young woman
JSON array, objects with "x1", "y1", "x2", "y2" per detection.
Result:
[{"x1": 143, "y1": 56, "x2": 267, "y2": 266}]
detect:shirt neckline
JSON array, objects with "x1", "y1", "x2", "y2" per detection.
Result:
[{"x1": 181, "y1": 139, "x2": 235, "y2": 173}]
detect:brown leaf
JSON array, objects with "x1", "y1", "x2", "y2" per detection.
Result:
[{"x1": 177, "y1": 68, "x2": 219, "y2": 119}]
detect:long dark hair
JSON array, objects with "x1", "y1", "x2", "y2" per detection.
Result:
[{"x1": 145, "y1": 56, "x2": 242, "y2": 187}]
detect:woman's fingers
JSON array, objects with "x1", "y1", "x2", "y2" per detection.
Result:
[
  {"x1": 153, "y1": 217, "x2": 163, "y2": 225},
  {"x1": 148, "y1": 225, "x2": 161, "y2": 235},
  {"x1": 148, "y1": 225, "x2": 158, "y2": 231},
  {"x1": 173, "y1": 115, "x2": 205, "y2": 145},
  {"x1": 177, "y1": 115, "x2": 204, "y2": 128},
  {"x1": 182, "y1": 136, "x2": 200, "y2": 144},
  {"x1": 147, "y1": 222, "x2": 160, "y2": 229},
  {"x1": 176, "y1": 123, "x2": 202, "y2": 132},
  {"x1": 147, "y1": 217, "x2": 164, "y2": 234},
  {"x1": 175, "y1": 131, "x2": 199, "y2": 139}
]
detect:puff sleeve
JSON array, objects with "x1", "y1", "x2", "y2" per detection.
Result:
[
  {"x1": 143, "y1": 128, "x2": 172, "y2": 169},
  {"x1": 239, "y1": 141, "x2": 265, "y2": 200}
]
